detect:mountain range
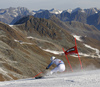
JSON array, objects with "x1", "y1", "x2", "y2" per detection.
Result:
[
  {"x1": 0, "y1": 7, "x2": 100, "y2": 81},
  {"x1": 34, "y1": 7, "x2": 100, "y2": 30},
  {"x1": 0, "y1": 7, "x2": 100, "y2": 30}
]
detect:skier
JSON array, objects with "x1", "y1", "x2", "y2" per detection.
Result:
[{"x1": 46, "y1": 56, "x2": 65, "y2": 75}]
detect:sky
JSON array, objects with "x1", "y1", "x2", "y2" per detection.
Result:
[{"x1": 0, "y1": 0, "x2": 100, "y2": 10}]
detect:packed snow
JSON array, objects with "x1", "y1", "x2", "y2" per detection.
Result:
[
  {"x1": 0, "y1": 68, "x2": 13, "y2": 80},
  {"x1": 14, "y1": 39, "x2": 33, "y2": 45},
  {"x1": 15, "y1": 36, "x2": 100, "y2": 58},
  {"x1": 42, "y1": 49, "x2": 63, "y2": 55},
  {"x1": 72, "y1": 34, "x2": 83, "y2": 42},
  {"x1": 14, "y1": 35, "x2": 100, "y2": 58},
  {"x1": 0, "y1": 69, "x2": 100, "y2": 87},
  {"x1": 84, "y1": 44, "x2": 100, "y2": 58},
  {"x1": 0, "y1": 68, "x2": 7, "y2": 75},
  {"x1": 72, "y1": 34, "x2": 100, "y2": 58}
]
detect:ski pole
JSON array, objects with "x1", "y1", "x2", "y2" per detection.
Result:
[{"x1": 33, "y1": 70, "x2": 45, "y2": 78}]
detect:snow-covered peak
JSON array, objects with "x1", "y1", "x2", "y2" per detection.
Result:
[
  {"x1": 72, "y1": 7, "x2": 85, "y2": 13},
  {"x1": 0, "y1": 7, "x2": 34, "y2": 18},
  {"x1": 72, "y1": 7, "x2": 81, "y2": 13},
  {"x1": 84, "y1": 7, "x2": 100, "y2": 15},
  {"x1": 66, "y1": 9, "x2": 72, "y2": 13},
  {"x1": 33, "y1": 9, "x2": 46, "y2": 14},
  {"x1": 66, "y1": 8, "x2": 85, "y2": 13},
  {"x1": 81, "y1": 9, "x2": 85, "y2": 13},
  {"x1": 90, "y1": 8, "x2": 99, "y2": 13},
  {"x1": 66, "y1": 7, "x2": 100, "y2": 14},
  {"x1": 49, "y1": 8, "x2": 63, "y2": 14}
]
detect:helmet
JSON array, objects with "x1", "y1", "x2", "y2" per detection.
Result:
[{"x1": 50, "y1": 56, "x2": 56, "y2": 61}]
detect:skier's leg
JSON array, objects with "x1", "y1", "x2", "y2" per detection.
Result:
[
  {"x1": 50, "y1": 67, "x2": 59, "y2": 74},
  {"x1": 50, "y1": 64, "x2": 65, "y2": 75},
  {"x1": 58, "y1": 64, "x2": 65, "y2": 72}
]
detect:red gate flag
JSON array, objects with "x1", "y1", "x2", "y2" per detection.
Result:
[{"x1": 65, "y1": 46, "x2": 78, "y2": 55}]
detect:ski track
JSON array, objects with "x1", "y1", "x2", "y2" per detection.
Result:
[{"x1": 0, "y1": 70, "x2": 100, "y2": 87}]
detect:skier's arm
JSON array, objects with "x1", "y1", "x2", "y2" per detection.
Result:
[{"x1": 46, "y1": 61, "x2": 53, "y2": 69}]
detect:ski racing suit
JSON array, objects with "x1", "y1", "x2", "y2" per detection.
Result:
[{"x1": 47, "y1": 59, "x2": 65, "y2": 74}]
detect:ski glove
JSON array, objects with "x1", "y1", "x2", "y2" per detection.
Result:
[{"x1": 46, "y1": 67, "x2": 49, "y2": 69}]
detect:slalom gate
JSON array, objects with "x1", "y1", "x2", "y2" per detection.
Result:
[{"x1": 62, "y1": 38, "x2": 83, "y2": 72}]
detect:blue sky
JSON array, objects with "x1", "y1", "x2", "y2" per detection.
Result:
[{"x1": 0, "y1": 0, "x2": 99, "y2": 10}]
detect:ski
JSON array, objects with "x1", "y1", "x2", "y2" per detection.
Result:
[{"x1": 35, "y1": 76, "x2": 44, "y2": 79}]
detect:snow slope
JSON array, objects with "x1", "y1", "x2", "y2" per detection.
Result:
[
  {"x1": 0, "y1": 69, "x2": 100, "y2": 87},
  {"x1": 72, "y1": 34, "x2": 100, "y2": 58}
]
